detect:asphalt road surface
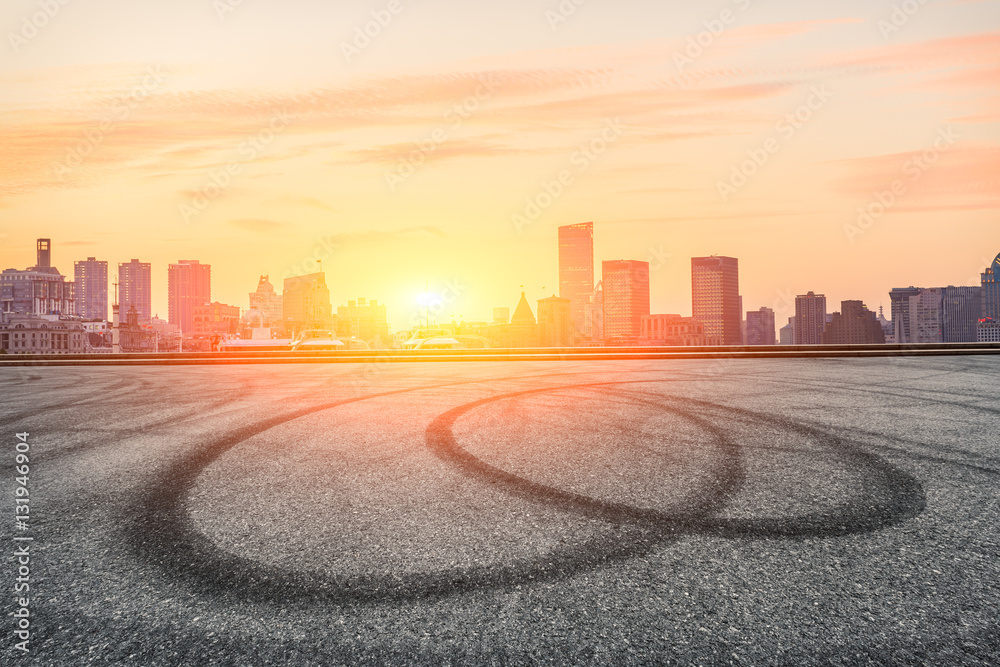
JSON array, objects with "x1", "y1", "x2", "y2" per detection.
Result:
[{"x1": 2, "y1": 357, "x2": 998, "y2": 665}]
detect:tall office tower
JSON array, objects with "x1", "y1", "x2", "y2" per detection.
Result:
[
  {"x1": 1, "y1": 238, "x2": 75, "y2": 316},
  {"x1": 691, "y1": 256, "x2": 741, "y2": 345},
  {"x1": 558, "y1": 222, "x2": 594, "y2": 335},
  {"x1": 602, "y1": 260, "x2": 650, "y2": 340},
  {"x1": 908, "y1": 288, "x2": 943, "y2": 343},
  {"x1": 979, "y1": 252, "x2": 1000, "y2": 342},
  {"x1": 940, "y1": 286, "x2": 981, "y2": 343},
  {"x1": 537, "y1": 296, "x2": 573, "y2": 347},
  {"x1": 889, "y1": 287, "x2": 923, "y2": 344},
  {"x1": 745, "y1": 307, "x2": 776, "y2": 345},
  {"x1": 74, "y1": 257, "x2": 109, "y2": 321},
  {"x1": 168, "y1": 260, "x2": 211, "y2": 334},
  {"x1": 822, "y1": 301, "x2": 885, "y2": 344},
  {"x1": 794, "y1": 292, "x2": 828, "y2": 345},
  {"x1": 282, "y1": 272, "x2": 332, "y2": 336},
  {"x1": 118, "y1": 259, "x2": 152, "y2": 323}
]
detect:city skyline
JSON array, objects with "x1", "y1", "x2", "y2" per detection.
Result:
[{"x1": 1, "y1": 1, "x2": 998, "y2": 329}]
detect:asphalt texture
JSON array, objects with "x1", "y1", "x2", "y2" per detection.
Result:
[{"x1": 1, "y1": 357, "x2": 998, "y2": 666}]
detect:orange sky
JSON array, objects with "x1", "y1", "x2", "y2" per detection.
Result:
[{"x1": 1, "y1": 0, "x2": 998, "y2": 328}]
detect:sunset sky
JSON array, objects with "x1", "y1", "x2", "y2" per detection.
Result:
[{"x1": 2, "y1": 0, "x2": 998, "y2": 328}]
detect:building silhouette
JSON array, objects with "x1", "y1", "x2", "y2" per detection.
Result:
[
  {"x1": 641, "y1": 314, "x2": 708, "y2": 346},
  {"x1": 1, "y1": 239, "x2": 75, "y2": 317},
  {"x1": 691, "y1": 256, "x2": 740, "y2": 345},
  {"x1": 247, "y1": 275, "x2": 283, "y2": 331},
  {"x1": 889, "y1": 287, "x2": 923, "y2": 344},
  {"x1": 192, "y1": 302, "x2": 241, "y2": 336},
  {"x1": 558, "y1": 222, "x2": 594, "y2": 336},
  {"x1": 492, "y1": 307, "x2": 510, "y2": 324},
  {"x1": 823, "y1": 301, "x2": 885, "y2": 344},
  {"x1": 168, "y1": 260, "x2": 211, "y2": 334},
  {"x1": 119, "y1": 259, "x2": 152, "y2": 323},
  {"x1": 74, "y1": 257, "x2": 108, "y2": 321},
  {"x1": 941, "y1": 286, "x2": 981, "y2": 343},
  {"x1": 537, "y1": 295, "x2": 573, "y2": 347},
  {"x1": 980, "y1": 252, "x2": 1000, "y2": 342},
  {"x1": 337, "y1": 297, "x2": 389, "y2": 345},
  {"x1": 602, "y1": 260, "x2": 650, "y2": 341},
  {"x1": 509, "y1": 291, "x2": 539, "y2": 348},
  {"x1": 282, "y1": 272, "x2": 332, "y2": 336},
  {"x1": 794, "y1": 292, "x2": 827, "y2": 345},
  {"x1": 779, "y1": 317, "x2": 795, "y2": 345},
  {"x1": 745, "y1": 307, "x2": 776, "y2": 346}
]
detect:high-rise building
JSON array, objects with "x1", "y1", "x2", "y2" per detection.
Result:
[
  {"x1": 1, "y1": 238, "x2": 75, "y2": 317},
  {"x1": 794, "y1": 292, "x2": 827, "y2": 345},
  {"x1": 558, "y1": 222, "x2": 594, "y2": 335},
  {"x1": 282, "y1": 272, "x2": 332, "y2": 336},
  {"x1": 168, "y1": 260, "x2": 211, "y2": 334},
  {"x1": 119, "y1": 259, "x2": 152, "y2": 323},
  {"x1": 537, "y1": 296, "x2": 573, "y2": 347},
  {"x1": 74, "y1": 257, "x2": 108, "y2": 321},
  {"x1": 941, "y1": 286, "x2": 981, "y2": 343},
  {"x1": 822, "y1": 300, "x2": 885, "y2": 344},
  {"x1": 745, "y1": 307, "x2": 776, "y2": 346},
  {"x1": 691, "y1": 256, "x2": 741, "y2": 345},
  {"x1": 979, "y1": 252, "x2": 1000, "y2": 342},
  {"x1": 908, "y1": 288, "x2": 944, "y2": 343},
  {"x1": 889, "y1": 287, "x2": 924, "y2": 344},
  {"x1": 336, "y1": 297, "x2": 389, "y2": 344},
  {"x1": 602, "y1": 260, "x2": 650, "y2": 340}
]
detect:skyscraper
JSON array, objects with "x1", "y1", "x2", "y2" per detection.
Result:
[
  {"x1": 74, "y1": 257, "x2": 108, "y2": 320},
  {"x1": 558, "y1": 222, "x2": 594, "y2": 335},
  {"x1": 168, "y1": 260, "x2": 211, "y2": 334},
  {"x1": 889, "y1": 287, "x2": 923, "y2": 344},
  {"x1": 979, "y1": 252, "x2": 1000, "y2": 342},
  {"x1": 794, "y1": 292, "x2": 827, "y2": 345},
  {"x1": 941, "y1": 286, "x2": 981, "y2": 343},
  {"x1": 602, "y1": 260, "x2": 650, "y2": 340},
  {"x1": 119, "y1": 259, "x2": 152, "y2": 323},
  {"x1": 745, "y1": 307, "x2": 776, "y2": 345},
  {"x1": 691, "y1": 256, "x2": 740, "y2": 345}
]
